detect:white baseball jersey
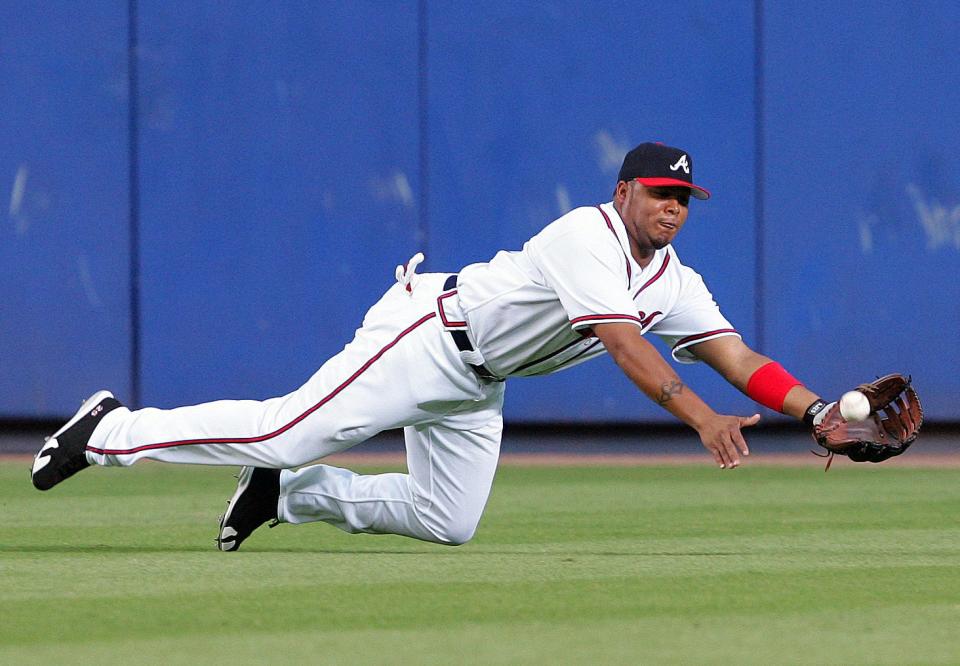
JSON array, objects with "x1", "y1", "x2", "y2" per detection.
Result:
[{"x1": 453, "y1": 202, "x2": 739, "y2": 378}]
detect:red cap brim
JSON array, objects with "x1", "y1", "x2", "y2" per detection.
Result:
[{"x1": 635, "y1": 177, "x2": 711, "y2": 200}]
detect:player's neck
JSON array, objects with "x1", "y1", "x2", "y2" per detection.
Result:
[
  {"x1": 612, "y1": 200, "x2": 657, "y2": 268},
  {"x1": 629, "y1": 241, "x2": 656, "y2": 269}
]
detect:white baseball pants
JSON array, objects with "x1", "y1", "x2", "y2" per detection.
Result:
[{"x1": 85, "y1": 273, "x2": 506, "y2": 545}]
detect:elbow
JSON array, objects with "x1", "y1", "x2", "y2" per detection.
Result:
[
  {"x1": 603, "y1": 336, "x2": 632, "y2": 361},
  {"x1": 606, "y1": 336, "x2": 658, "y2": 373},
  {"x1": 592, "y1": 323, "x2": 656, "y2": 370}
]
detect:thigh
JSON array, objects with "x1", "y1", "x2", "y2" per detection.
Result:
[
  {"x1": 403, "y1": 382, "x2": 506, "y2": 538},
  {"x1": 89, "y1": 280, "x2": 485, "y2": 469},
  {"x1": 269, "y1": 282, "x2": 482, "y2": 458}
]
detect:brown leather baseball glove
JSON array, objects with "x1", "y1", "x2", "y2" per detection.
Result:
[{"x1": 813, "y1": 374, "x2": 923, "y2": 467}]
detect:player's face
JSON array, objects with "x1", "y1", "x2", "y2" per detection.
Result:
[{"x1": 619, "y1": 182, "x2": 690, "y2": 251}]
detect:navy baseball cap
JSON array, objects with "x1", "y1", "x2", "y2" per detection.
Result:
[{"x1": 617, "y1": 142, "x2": 711, "y2": 200}]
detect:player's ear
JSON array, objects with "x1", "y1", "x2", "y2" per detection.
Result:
[{"x1": 614, "y1": 180, "x2": 628, "y2": 202}]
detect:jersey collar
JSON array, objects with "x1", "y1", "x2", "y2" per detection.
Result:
[{"x1": 600, "y1": 201, "x2": 650, "y2": 284}]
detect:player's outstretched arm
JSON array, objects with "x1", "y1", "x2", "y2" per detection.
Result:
[
  {"x1": 592, "y1": 323, "x2": 758, "y2": 469},
  {"x1": 691, "y1": 336, "x2": 924, "y2": 466},
  {"x1": 688, "y1": 336, "x2": 821, "y2": 421}
]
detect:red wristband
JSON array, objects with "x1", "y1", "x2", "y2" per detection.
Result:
[{"x1": 745, "y1": 361, "x2": 802, "y2": 412}]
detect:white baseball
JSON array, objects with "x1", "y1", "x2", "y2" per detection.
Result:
[{"x1": 839, "y1": 390, "x2": 871, "y2": 422}]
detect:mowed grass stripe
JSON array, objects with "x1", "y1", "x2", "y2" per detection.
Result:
[
  {"x1": 2, "y1": 461, "x2": 959, "y2": 663},
  {"x1": 4, "y1": 565, "x2": 960, "y2": 638},
  {"x1": 4, "y1": 529, "x2": 960, "y2": 602},
  {"x1": 1, "y1": 608, "x2": 958, "y2": 666}
]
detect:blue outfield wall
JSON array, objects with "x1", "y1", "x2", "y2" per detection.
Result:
[
  {"x1": 135, "y1": 3, "x2": 422, "y2": 408},
  {"x1": 0, "y1": 2, "x2": 133, "y2": 415},
  {"x1": 761, "y1": 2, "x2": 960, "y2": 420},
  {"x1": 2, "y1": 1, "x2": 958, "y2": 421},
  {"x1": 426, "y1": 2, "x2": 757, "y2": 422}
]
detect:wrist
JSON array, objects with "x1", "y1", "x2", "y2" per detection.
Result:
[
  {"x1": 651, "y1": 384, "x2": 714, "y2": 430},
  {"x1": 684, "y1": 404, "x2": 719, "y2": 432},
  {"x1": 803, "y1": 398, "x2": 835, "y2": 426}
]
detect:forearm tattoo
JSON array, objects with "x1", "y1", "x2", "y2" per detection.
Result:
[{"x1": 657, "y1": 380, "x2": 685, "y2": 405}]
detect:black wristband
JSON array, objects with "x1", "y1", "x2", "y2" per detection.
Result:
[{"x1": 803, "y1": 399, "x2": 828, "y2": 426}]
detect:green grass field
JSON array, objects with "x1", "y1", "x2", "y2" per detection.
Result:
[{"x1": 2, "y1": 460, "x2": 959, "y2": 664}]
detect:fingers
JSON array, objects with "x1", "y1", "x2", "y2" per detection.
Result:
[
  {"x1": 709, "y1": 447, "x2": 724, "y2": 468},
  {"x1": 709, "y1": 432, "x2": 741, "y2": 470},
  {"x1": 707, "y1": 414, "x2": 760, "y2": 469},
  {"x1": 731, "y1": 428, "x2": 750, "y2": 458},
  {"x1": 733, "y1": 413, "x2": 760, "y2": 457},
  {"x1": 740, "y1": 413, "x2": 761, "y2": 428},
  {"x1": 723, "y1": 432, "x2": 744, "y2": 468}
]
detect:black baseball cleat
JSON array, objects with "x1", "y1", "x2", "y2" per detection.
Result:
[
  {"x1": 216, "y1": 466, "x2": 281, "y2": 552},
  {"x1": 31, "y1": 390, "x2": 122, "y2": 491}
]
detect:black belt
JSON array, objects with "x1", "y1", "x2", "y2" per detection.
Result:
[{"x1": 442, "y1": 274, "x2": 501, "y2": 382}]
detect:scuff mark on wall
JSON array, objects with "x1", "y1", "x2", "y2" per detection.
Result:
[
  {"x1": 77, "y1": 255, "x2": 104, "y2": 309},
  {"x1": 555, "y1": 184, "x2": 571, "y2": 215},
  {"x1": 371, "y1": 171, "x2": 414, "y2": 208},
  {"x1": 907, "y1": 183, "x2": 960, "y2": 250},
  {"x1": 9, "y1": 165, "x2": 30, "y2": 235},
  {"x1": 594, "y1": 130, "x2": 628, "y2": 173}
]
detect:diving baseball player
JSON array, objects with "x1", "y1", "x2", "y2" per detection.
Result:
[{"x1": 31, "y1": 142, "x2": 922, "y2": 550}]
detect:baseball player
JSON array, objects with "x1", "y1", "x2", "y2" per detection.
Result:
[{"x1": 31, "y1": 142, "x2": 921, "y2": 550}]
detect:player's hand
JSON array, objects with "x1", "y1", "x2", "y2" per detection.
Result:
[{"x1": 695, "y1": 413, "x2": 760, "y2": 469}]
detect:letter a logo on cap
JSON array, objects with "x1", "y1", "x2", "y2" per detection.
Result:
[{"x1": 669, "y1": 155, "x2": 690, "y2": 174}]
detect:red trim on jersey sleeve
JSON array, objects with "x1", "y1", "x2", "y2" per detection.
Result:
[
  {"x1": 570, "y1": 314, "x2": 644, "y2": 329},
  {"x1": 671, "y1": 328, "x2": 739, "y2": 350}
]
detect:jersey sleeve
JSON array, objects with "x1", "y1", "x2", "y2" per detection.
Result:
[
  {"x1": 527, "y1": 209, "x2": 641, "y2": 332},
  {"x1": 650, "y1": 265, "x2": 740, "y2": 363}
]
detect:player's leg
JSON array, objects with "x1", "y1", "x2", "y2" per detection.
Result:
[
  {"x1": 33, "y1": 275, "x2": 477, "y2": 489},
  {"x1": 254, "y1": 384, "x2": 505, "y2": 547},
  {"x1": 215, "y1": 381, "x2": 500, "y2": 551},
  {"x1": 87, "y1": 279, "x2": 468, "y2": 467}
]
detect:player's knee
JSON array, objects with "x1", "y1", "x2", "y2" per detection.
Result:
[
  {"x1": 427, "y1": 518, "x2": 478, "y2": 546},
  {"x1": 433, "y1": 526, "x2": 475, "y2": 546}
]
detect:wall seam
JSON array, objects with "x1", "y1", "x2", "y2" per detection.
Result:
[
  {"x1": 417, "y1": 0, "x2": 430, "y2": 263},
  {"x1": 753, "y1": 0, "x2": 765, "y2": 354},
  {"x1": 127, "y1": 0, "x2": 142, "y2": 407}
]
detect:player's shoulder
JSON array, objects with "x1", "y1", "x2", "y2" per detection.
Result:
[
  {"x1": 552, "y1": 205, "x2": 606, "y2": 227},
  {"x1": 663, "y1": 246, "x2": 710, "y2": 292},
  {"x1": 531, "y1": 206, "x2": 603, "y2": 243},
  {"x1": 536, "y1": 205, "x2": 610, "y2": 241}
]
